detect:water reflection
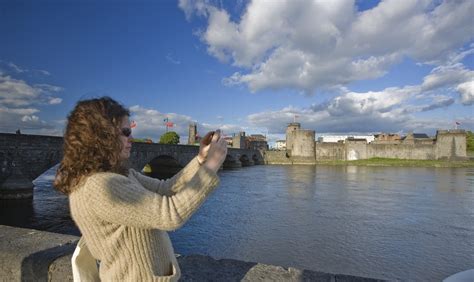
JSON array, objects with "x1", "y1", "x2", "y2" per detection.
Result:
[{"x1": 435, "y1": 168, "x2": 471, "y2": 193}]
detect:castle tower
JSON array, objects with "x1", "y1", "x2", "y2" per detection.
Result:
[
  {"x1": 188, "y1": 123, "x2": 197, "y2": 145},
  {"x1": 435, "y1": 130, "x2": 467, "y2": 160},
  {"x1": 232, "y1": 131, "x2": 246, "y2": 149},
  {"x1": 286, "y1": 123, "x2": 301, "y2": 155}
]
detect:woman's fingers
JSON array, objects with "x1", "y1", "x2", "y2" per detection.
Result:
[
  {"x1": 201, "y1": 131, "x2": 215, "y2": 146},
  {"x1": 211, "y1": 129, "x2": 220, "y2": 143}
]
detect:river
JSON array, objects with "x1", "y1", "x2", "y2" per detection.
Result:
[{"x1": 1, "y1": 164, "x2": 473, "y2": 281}]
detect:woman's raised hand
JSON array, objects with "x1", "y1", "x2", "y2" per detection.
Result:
[{"x1": 198, "y1": 130, "x2": 227, "y2": 173}]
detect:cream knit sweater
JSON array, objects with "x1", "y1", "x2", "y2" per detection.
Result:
[{"x1": 69, "y1": 157, "x2": 220, "y2": 281}]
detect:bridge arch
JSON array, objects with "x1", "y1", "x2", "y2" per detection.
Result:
[
  {"x1": 143, "y1": 155, "x2": 183, "y2": 180},
  {"x1": 239, "y1": 154, "x2": 254, "y2": 167},
  {"x1": 223, "y1": 154, "x2": 241, "y2": 169}
]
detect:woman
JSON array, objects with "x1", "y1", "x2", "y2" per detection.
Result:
[{"x1": 54, "y1": 97, "x2": 227, "y2": 281}]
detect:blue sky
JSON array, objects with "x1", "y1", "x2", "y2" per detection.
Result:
[{"x1": 0, "y1": 0, "x2": 473, "y2": 145}]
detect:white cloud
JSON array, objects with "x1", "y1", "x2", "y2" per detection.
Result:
[
  {"x1": 180, "y1": 0, "x2": 474, "y2": 93},
  {"x1": 0, "y1": 106, "x2": 57, "y2": 134},
  {"x1": 21, "y1": 115, "x2": 39, "y2": 122},
  {"x1": 0, "y1": 76, "x2": 63, "y2": 107},
  {"x1": 48, "y1": 97, "x2": 63, "y2": 105},
  {"x1": 36, "y1": 69, "x2": 51, "y2": 76},
  {"x1": 8, "y1": 62, "x2": 26, "y2": 73},
  {"x1": 0, "y1": 64, "x2": 63, "y2": 134},
  {"x1": 421, "y1": 63, "x2": 473, "y2": 91},
  {"x1": 166, "y1": 53, "x2": 181, "y2": 65},
  {"x1": 0, "y1": 76, "x2": 38, "y2": 106},
  {"x1": 247, "y1": 76, "x2": 465, "y2": 135},
  {"x1": 457, "y1": 80, "x2": 474, "y2": 105}
]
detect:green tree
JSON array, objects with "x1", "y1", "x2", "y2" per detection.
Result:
[
  {"x1": 159, "y1": 131, "x2": 180, "y2": 144},
  {"x1": 466, "y1": 131, "x2": 474, "y2": 153}
]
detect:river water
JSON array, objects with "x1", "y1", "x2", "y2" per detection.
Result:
[{"x1": 1, "y1": 164, "x2": 473, "y2": 281}]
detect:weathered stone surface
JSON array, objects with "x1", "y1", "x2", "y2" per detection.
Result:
[
  {"x1": 178, "y1": 254, "x2": 387, "y2": 282},
  {"x1": 0, "y1": 225, "x2": 390, "y2": 282},
  {"x1": 0, "y1": 225, "x2": 77, "y2": 281}
]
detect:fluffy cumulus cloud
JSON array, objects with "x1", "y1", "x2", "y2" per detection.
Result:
[
  {"x1": 180, "y1": 0, "x2": 474, "y2": 94},
  {"x1": 129, "y1": 105, "x2": 244, "y2": 143},
  {"x1": 247, "y1": 70, "x2": 467, "y2": 134},
  {"x1": 457, "y1": 81, "x2": 474, "y2": 105},
  {"x1": 0, "y1": 63, "x2": 63, "y2": 135}
]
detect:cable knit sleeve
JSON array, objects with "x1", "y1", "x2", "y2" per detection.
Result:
[
  {"x1": 85, "y1": 164, "x2": 219, "y2": 231},
  {"x1": 128, "y1": 157, "x2": 204, "y2": 196}
]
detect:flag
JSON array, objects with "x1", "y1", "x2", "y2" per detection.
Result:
[
  {"x1": 165, "y1": 122, "x2": 174, "y2": 127},
  {"x1": 130, "y1": 120, "x2": 137, "y2": 128}
]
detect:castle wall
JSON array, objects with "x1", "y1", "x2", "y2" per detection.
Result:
[
  {"x1": 264, "y1": 151, "x2": 292, "y2": 164},
  {"x1": 285, "y1": 128, "x2": 466, "y2": 162},
  {"x1": 315, "y1": 142, "x2": 345, "y2": 160},
  {"x1": 346, "y1": 140, "x2": 367, "y2": 160},
  {"x1": 367, "y1": 144, "x2": 436, "y2": 160}
]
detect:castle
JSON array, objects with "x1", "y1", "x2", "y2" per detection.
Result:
[{"x1": 282, "y1": 123, "x2": 467, "y2": 162}]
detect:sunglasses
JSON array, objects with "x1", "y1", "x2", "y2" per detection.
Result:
[{"x1": 121, "y1": 127, "x2": 132, "y2": 137}]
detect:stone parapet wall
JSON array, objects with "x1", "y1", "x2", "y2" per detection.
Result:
[
  {"x1": 0, "y1": 225, "x2": 386, "y2": 281},
  {"x1": 0, "y1": 133, "x2": 63, "y2": 182}
]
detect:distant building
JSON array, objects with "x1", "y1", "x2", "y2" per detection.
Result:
[
  {"x1": 229, "y1": 132, "x2": 269, "y2": 150},
  {"x1": 401, "y1": 132, "x2": 434, "y2": 145},
  {"x1": 275, "y1": 140, "x2": 286, "y2": 150},
  {"x1": 374, "y1": 133, "x2": 401, "y2": 142},
  {"x1": 224, "y1": 136, "x2": 233, "y2": 147},
  {"x1": 247, "y1": 134, "x2": 268, "y2": 150},
  {"x1": 249, "y1": 134, "x2": 266, "y2": 141},
  {"x1": 402, "y1": 133, "x2": 430, "y2": 140},
  {"x1": 318, "y1": 135, "x2": 375, "y2": 143},
  {"x1": 318, "y1": 135, "x2": 347, "y2": 143}
]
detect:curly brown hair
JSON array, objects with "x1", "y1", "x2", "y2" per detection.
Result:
[{"x1": 54, "y1": 97, "x2": 130, "y2": 195}]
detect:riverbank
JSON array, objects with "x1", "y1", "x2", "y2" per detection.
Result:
[
  {"x1": 315, "y1": 157, "x2": 474, "y2": 168},
  {"x1": 0, "y1": 225, "x2": 387, "y2": 281}
]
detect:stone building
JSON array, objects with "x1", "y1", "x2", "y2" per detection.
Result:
[
  {"x1": 285, "y1": 123, "x2": 315, "y2": 158},
  {"x1": 275, "y1": 140, "x2": 286, "y2": 150},
  {"x1": 188, "y1": 123, "x2": 197, "y2": 145},
  {"x1": 373, "y1": 133, "x2": 401, "y2": 142},
  {"x1": 247, "y1": 134, "x2": 268, "y2": 151},
  {"x1": 232, "y1": 132, "x2": 246, "y2": 149}
]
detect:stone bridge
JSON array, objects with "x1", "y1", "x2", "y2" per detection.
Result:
[{"x1": 0, "y1": 133, "x2": 264, "y2": 199}]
